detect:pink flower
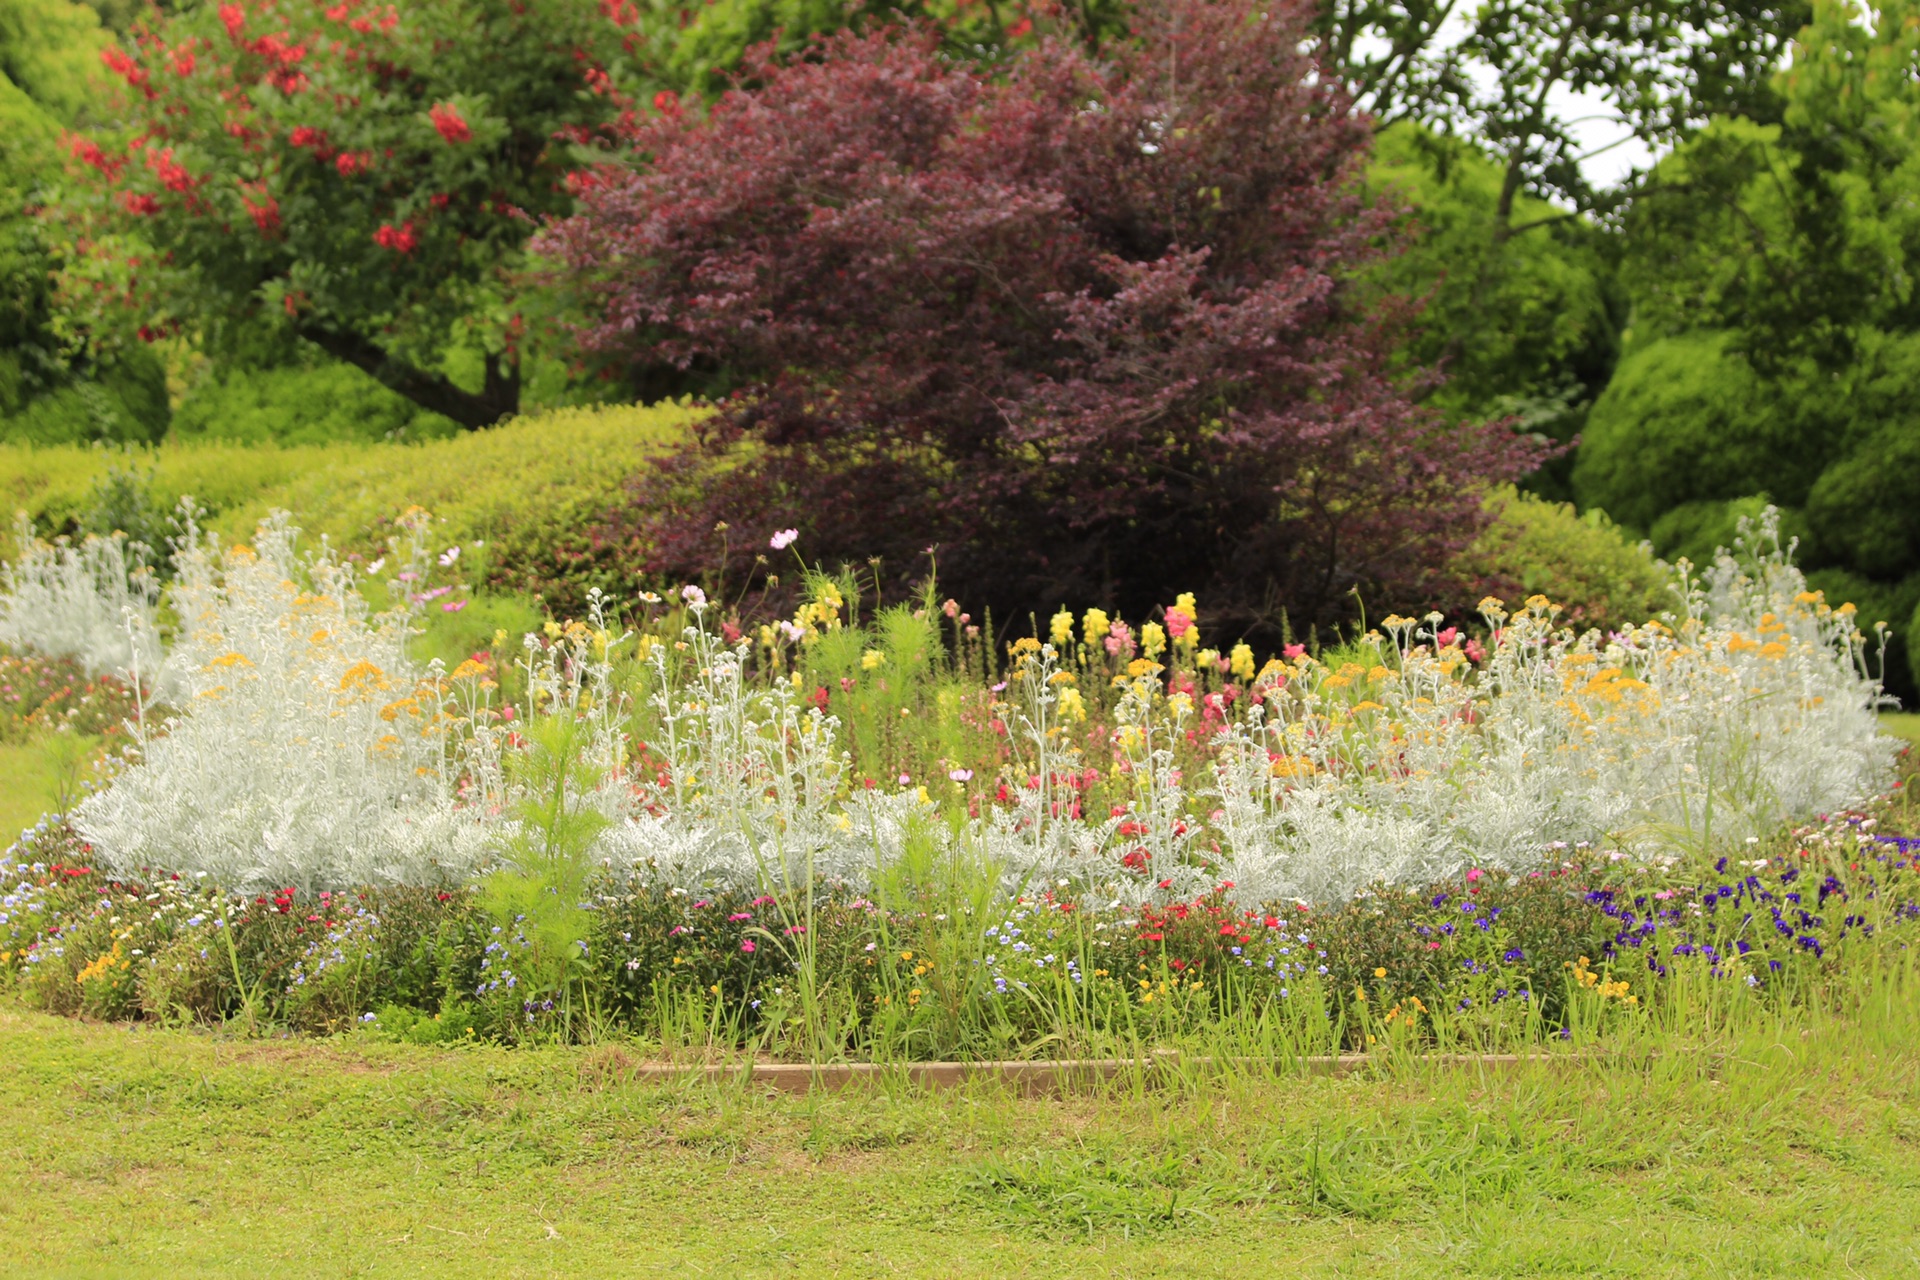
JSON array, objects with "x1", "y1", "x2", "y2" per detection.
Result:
[
  {"x1": 442, "y1": 600, "x2": 467, "y2": 613},
  {"x1": 1283, "y1": 643, "x2": 1306, "y2": 660},
  {"x1": 1435, "y1": 626, "x2": 1459, "y2": 648},
  {"x1": 1466, "y1": 867, "x2": 1483, "y2": 882},
  {"x1": 740, "y1": 939, "x2": 755, "y2": 953},
  {"x1": 1165, "y1": 608, "x2": 1193, "y2": 638},
  {"x1": 770, "y1": 528, "x2": 799, "y2": 550},
  {"x1": 949, "y1": 768, "x2": 973, "y2": 782}
]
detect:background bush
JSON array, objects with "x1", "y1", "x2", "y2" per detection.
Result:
[
  {"x1": 171, "y1": 362, "x2": 460, "y2": 445},
  {"x1": 1457, "y1": 488, "x2": 1672, "y2": 633}
]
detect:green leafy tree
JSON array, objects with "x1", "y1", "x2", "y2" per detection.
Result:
[
  {"x1": 1581, "y1": 3, "x2": 1920, "y2": 701},
  {"x1": 1363, "y1": 125, "x2": 1621, "y2": 497},
  {"x1": 70, "y1": 0, "x2": 647, "y2": 428},
  {"x1": 2, "y1": 0, "x2": 170, "y2": 443}
]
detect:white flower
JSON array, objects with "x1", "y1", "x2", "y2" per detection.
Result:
[
  {"x1": 681, "y1": 585, "x2": 707, "y2": 607},
  {"x1": 438, "y1": 546, "x2": 460, "y2": 567},
  {"x1": 366, "y1": 558, "x2": 386, "y2": 575}
]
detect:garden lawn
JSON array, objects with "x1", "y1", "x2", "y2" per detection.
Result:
[
  {"x1": 0, "y1": 743, "x2": 56, "y2": 843},
  {"x1": 1883, "y1": 713, "x2": 1920, "y2": 745},
  {"x1": 3, "y1": 1000, "x2": 1919, "y2": 1278}
]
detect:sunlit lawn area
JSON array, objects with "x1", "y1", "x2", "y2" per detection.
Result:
[
  {"x1": 0, "y1": 742, "x2": 59, "y2": 845},
  {"x1": 2, "y1": 996, "x2": 1918, "y2": 1279},
  {"x1": 1882, "y1": 713, "x2": 1920, "y2": 745}
]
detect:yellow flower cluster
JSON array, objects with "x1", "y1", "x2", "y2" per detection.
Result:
[{"x1": 1567, "y1": 956, "x2": 1637, "y2": 1005}]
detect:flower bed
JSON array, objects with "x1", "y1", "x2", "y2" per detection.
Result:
[{"x1": 0, "y1": 505, "x2": 1911, "y2": 1052}]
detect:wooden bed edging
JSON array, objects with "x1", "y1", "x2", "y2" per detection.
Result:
[{"x1": 620, "y1": 1051, "x2": 1580, "y2": 1095}]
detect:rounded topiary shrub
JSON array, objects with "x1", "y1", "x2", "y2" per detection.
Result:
[
  {"x1": 1571, "y1": 334, "x2": 1820, "y2": 531},
  {"x1": 1457, "y1": 487, "x2": 1673, "y2": 632},
  {"x1": 1805, "y1": 421, "x2": 1920, "y2": 583}
]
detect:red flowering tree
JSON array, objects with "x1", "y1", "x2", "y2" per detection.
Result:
[
  {"x1": 540, "y1": 0, "x2": 1543, "y2": 632},
  {"x1": 72, "y1": 0, "x2": 648, "y2": 427}
]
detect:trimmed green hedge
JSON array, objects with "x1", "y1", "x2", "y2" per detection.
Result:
[{"x1": 0, "y1": 400, "x2": 696, "y2": 561}]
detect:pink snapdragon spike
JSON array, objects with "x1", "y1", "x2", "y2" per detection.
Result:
[{"x1": 1283, "y1": 643, "x2": 1306, "y2": 659}]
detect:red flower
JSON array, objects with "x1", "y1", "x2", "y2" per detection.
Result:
[
  {"x1": 1006, "y1": 16, "x2": 1032, "y2": 37},
  {"x1": 147, "y1": 146, "x2": 198, "y2": 192},
  {"x1": 241, "y1": 188, "x2": 281, "y2": 235},
  {"x1": 69, "y1": 136, "x2": 124, "y2": 179},
  {"x1": 652, "y1": 89, "x2": 680, "y2": 115},
  {"x1": 101, "y1": 47, "x2": 156, "y2": 98},
  {"x1": 373, "y1": 220, "x2": 417, "y2": 253},
  {"x1": 120, "y1": 191, "x2": 161, "y2": 216},
  {"x1": 219, "y1": 3, "x2": 246, "y2": 41},
  {"x1": 336, "y1": 150, "x2": 371, "y2": 177},
  {"x1": 429, "y1": 103, "x2": 472, "y2": 144}
]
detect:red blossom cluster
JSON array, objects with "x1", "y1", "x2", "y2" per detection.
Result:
[
  {"x1": 428, "y1": 102, "x2": 471, "y2": 143},
  {"x1": 373, "y1": 220, "x2": 418, "y2": 252}
]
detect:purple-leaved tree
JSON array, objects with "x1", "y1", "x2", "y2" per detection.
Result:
[{"x1": 540, "y1": 0, "x2": 1543, "y2": 633}]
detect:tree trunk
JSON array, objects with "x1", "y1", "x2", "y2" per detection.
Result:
[{"x1": 298, "y1": 325, "x2": 520, "y2": 429}]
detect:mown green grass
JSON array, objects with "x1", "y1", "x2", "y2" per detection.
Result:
[
  {"x1": 3, "y1": 990, "x2": 1919, "y2": 1278},
  {"x1": 0, "y1": 742, "x2": 58, "y2": 844},
  {"x1": 1883, "y1": 712, "x2": 1920, "y2": 745}
]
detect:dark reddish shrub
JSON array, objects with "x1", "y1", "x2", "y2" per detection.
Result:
[{"x1": 541, "y1": 0, "x2": 1542, "y2": 634}]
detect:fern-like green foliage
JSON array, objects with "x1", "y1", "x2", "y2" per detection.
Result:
[{"x1": 480, "y1": 716, "x2": 611, "y2": 1002}]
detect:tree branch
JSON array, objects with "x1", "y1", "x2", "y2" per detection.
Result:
[{"x1": 295, "y1": 324, "x2": 519, "y2": 430}]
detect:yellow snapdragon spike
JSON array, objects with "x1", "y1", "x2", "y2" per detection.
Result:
[
  {"x1": 1082, "y1": 607, "x2": 1110, "y2": 647},
  {"x1": 1049, "y1": 609, "x2": 1074, "y2": 647},
  {"x1": 1230, "y1": 643, "x2": 1256, "y2": 681}
]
